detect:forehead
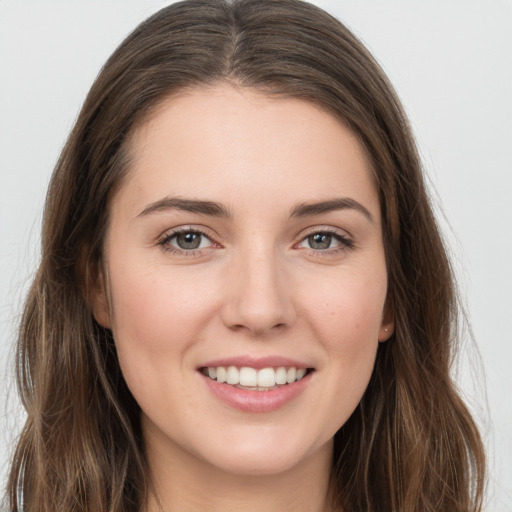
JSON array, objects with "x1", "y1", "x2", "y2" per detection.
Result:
[{"x1": 117, "y1": 84, "x2": 379, "y2": 220}]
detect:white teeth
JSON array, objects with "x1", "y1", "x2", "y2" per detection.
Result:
[
  {"x1": 239, "y1": 367, "x2": 257, "y2": 387},
  {"x1": 286, "y1": 367, "x2": 296, "y2": 383},
  {"x1": 275, "y1": 367, "x2": 287, "y2": 385},
  {"x1": 205, "y1": 365, "x2": 310, "y2": 388},
  {"x1": 216, "y1": 366, "x2": 227, "y2": 383},
  {"x1": 257, "y1": 368, "x2": 275, "y2": 387},
  {"x1": 296, "y1": 368, "x2": 307, "y2": 380},
  {"x1": 226, "y1": 366, "x2": 239, "y2": 385}
]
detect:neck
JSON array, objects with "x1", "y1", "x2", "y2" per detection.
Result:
[{"x1": 143, "y1": 430, "x2": 334, "y2": 512}]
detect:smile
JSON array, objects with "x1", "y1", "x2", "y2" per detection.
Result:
[{"x1": 200, "y1": 366, "x2": 310, "y2": 390}]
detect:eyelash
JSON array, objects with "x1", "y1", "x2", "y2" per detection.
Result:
[
  {"x1": 157, "y1": 226, "x2": 354, "y2": 257},
  {"x1": 157, "y1": 226, "x2": 216, "y2": 256},
  {"x1": 296, "y1": 228, "x2": 354, "y2": 257}
]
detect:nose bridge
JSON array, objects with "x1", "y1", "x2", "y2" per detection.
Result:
[{"x1": 222, "y1": 239, "x2": 295, "y2": 335}]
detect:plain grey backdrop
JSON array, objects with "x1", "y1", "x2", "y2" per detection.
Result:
[{"x1": 1, "y1": 1, "x2": 511, "y2": 510}]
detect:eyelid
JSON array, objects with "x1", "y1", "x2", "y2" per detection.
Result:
[
  {"x1": 294, "y1": 226, "x2": 355, "y2": 254},
  {"x1": 156, "y1": 225, "x2": 221, "y2": 254},
  {"x1": 155, "y1": 224, "x2": 354, "y2": 258},
  {"x1": 157, "y1": 225, "x2": 211, "y2": 243},
  {"x1": 297, "y1": 225, "x2": 353, "y2": 243}
]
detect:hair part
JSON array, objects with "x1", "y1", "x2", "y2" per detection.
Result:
[{"x1": 8, "y1": 1, "x2": 485, "y2": 511}]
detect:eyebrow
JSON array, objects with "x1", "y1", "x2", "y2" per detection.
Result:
[
  {"x1": 138, "y1": 197, "x2": 230, "y2": 218},
  {"x1": 137, "y1": 196, "x2": 373, "y2": 223},
  {"x1": 290, "y1": 198, "x2": 374, "y2": 223}
]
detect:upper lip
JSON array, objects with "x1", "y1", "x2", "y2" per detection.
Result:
[{"x1": 199, "y1": 355, "x2": 312, "y2": 370}]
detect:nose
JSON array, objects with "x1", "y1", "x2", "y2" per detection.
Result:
[{"x1": 220, "y1": 247, "x2": 297, "y2": 336}]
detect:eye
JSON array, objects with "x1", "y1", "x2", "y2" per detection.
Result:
[
  {"x1": 304, "y1": 233, "x2": 335, "y2": 250},
  {"x1": 296, "y1": 230, "x2": 353, "y2": 253},
  {"x1": 158, "y1": 228, "x2": 216, "y2": 254},
  {"x1": 172, "y1": 231, "x2": 210, "y2": 250}
]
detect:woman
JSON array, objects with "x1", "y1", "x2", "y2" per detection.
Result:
[{"x1": 6, "y1": 0, "x2": 486, "y2": 510}]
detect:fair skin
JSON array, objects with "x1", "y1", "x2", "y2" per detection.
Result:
[{"x1": 93, "y1": 84, "x2": 393, "y2": 512}]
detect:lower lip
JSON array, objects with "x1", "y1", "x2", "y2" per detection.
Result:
[{"x1": 201, "y1": 372, "x2": 312, "y2": 413}]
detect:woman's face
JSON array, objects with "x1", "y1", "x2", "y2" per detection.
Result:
[{"x1": 93, "y1": 84, "x2": 393, "y2": 477}]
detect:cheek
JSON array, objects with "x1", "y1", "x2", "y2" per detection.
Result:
[
  {"x1": 322, "y1": 290, "x2": 382, "y2": 382},
  {"x1": 298, "y1": 266, "x2": 386, "y2": 417},
  {"x1": 109, "y1": 262, "x2": 207, "y2": 338},
  {"x1": 106, "y1": 261, "x2": 218, "y2": 386},
  {"x1": 303, "y1": 267, "x2": 387, "y2": 348},
  {"x1": 105, "y1": 263, "x2": 218, "y2": 421}
]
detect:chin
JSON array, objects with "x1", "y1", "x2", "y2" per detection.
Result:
[
  {"x1": 194, "y1": 428, "x2": 332, "y2": 477},
  {"x1": 208, "y1": 452, "x2": 302, "y2": 477}
]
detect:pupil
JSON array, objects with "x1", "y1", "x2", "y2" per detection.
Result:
[
  {"x1": 309, "y1": 233, "x2": 331, "y2": 249},
  {"x1": 177, "y1": 232, "x2": 201, "y2": 249}
]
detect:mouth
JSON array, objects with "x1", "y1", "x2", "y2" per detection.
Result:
[{"x1": 199, "y1": 365, "x2": 314, "y2": 391}]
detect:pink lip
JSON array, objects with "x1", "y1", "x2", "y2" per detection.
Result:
[
  {"x1": 199, "y1": 355, "x2": 311, "y2": 370},
  {"x1": 200, "y1": 370, "x2": 313, "y2": 413}
]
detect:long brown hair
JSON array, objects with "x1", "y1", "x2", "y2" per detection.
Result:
[{"x1": 7, "y1": 1, "x2": 485, "y2": 510}]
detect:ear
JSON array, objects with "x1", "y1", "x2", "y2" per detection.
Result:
[
  {"x1": 378, "y1": 299, "x2": 394, "y2": 342},
  {"x1": 88, "y1": 264, "x2": 111, "y2": 329}
]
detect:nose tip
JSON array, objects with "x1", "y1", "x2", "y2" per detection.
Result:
[
  {"x1": 220, "y1": 256, "x2": 296, "y2": 336},
  {"x1": 229, "y1": 300, "x2": 288, "y2": 335}
]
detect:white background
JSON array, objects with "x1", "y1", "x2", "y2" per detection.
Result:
[{"x1": 0, "y1": 1, "x2": 511, "y2": 510}]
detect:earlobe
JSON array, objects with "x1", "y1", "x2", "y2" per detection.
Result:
[
  {"x1": 378, "y1": 322, "x2": 394, "y2": 342},
  {"x1": 378, "y1": 298, "x2": 394, "y2": 342},
  {"x1": 89, "y1": 266, "x2": 111, "y2": 329}
]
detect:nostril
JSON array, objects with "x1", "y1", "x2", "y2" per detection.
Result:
[
  {"x1": 227, "y1": 321, "x2": 286, "y2": 334},
  {"x1": 230, "y1": 324, "x2": 247, "y2": 332}
]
